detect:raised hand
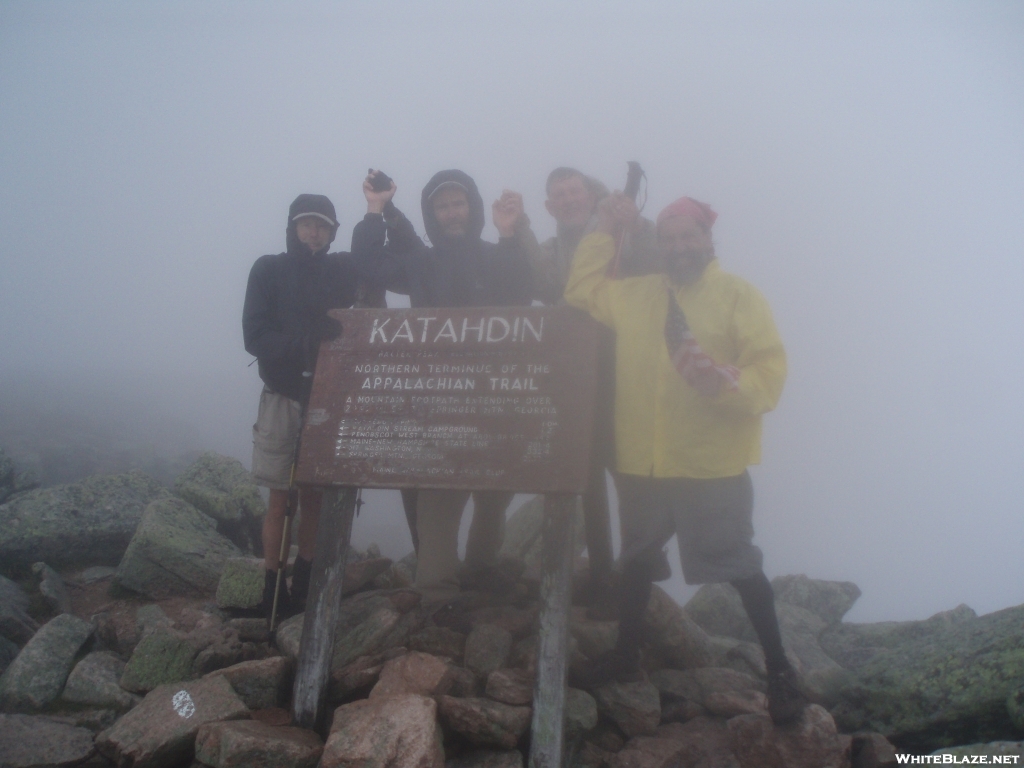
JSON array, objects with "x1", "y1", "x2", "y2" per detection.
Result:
[
  {"x1": 363, "y1": 170, "x2": 397, "y2": 214},
  {"x1": 596, "y1": 192, "x2": 640, "y2": 239},
  {"x1": 492, "y1": 190, "x2": 524, "y2": 238}
]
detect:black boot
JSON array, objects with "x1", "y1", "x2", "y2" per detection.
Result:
[
  {"x1": 568, "y1": 562, "x2": 651, "y2": 691},
  {"x1": 731, "y1": 571, "x2": 809, "y2": 725},
  {"x1": 291, "y1": 556, "x2": 313, "y2": 609},
  {"x1": 263, "y1": 568, "x2": 291, "y2": 625},
  {"x1": 766, "y1": 666, "x2": 808, "y2": 725}
]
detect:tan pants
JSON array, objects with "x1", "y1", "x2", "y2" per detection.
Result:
[
  {"x1": 414, "y1": 490, "x2": 513, "y2": 603},
  {"x1": 251, "y1": 387, "x2": 302, "y2": 490}
]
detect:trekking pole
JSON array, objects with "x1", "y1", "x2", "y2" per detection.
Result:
[
  {"x1": 269, "y1": 436, "x2": 302, "y2": 634},
  {"x1": 270, "y1": 361, "x2": 314, "y2": 635},
  {"x1": 610, "y1": 161, "x2": 646, "y2": 279}
]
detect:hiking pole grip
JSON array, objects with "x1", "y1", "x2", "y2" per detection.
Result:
[
  {"x1": 623, "y1": 161, "x2": 644, "y2": 201},
  {"x1": 611, "y1": 161, "x2": 645, "y2": 279}
]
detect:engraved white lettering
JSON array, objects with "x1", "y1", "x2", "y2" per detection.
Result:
[
  {"x1": 434, "y1": 319, "x2": 458, "y2": 342},
  {"x1": 391, "y1": 319, "x2": 415, "y2": 343},
  {"x1": 416, "y1": 317, "x2": 436, "y2": 342},
  {"x1": 486, "y1": 316, "x2": 510, "y2": 342},
  {"x1": 522, "y1": 317, "x2": 543, "y2": 342},
  {"x1": 369, "y1": 318, "x2": 391, "y2": 343},
  {"x1": 461, "y1": 317, "x2": 485, "y2": 342}
]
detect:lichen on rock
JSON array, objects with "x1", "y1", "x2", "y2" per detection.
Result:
[
  {"x1": 0, "y1": 470, "x2": 170, "y2": 571},
  {"x1": 114, "y1": 496, "x2": 242, "y2": 599},
  {"x1": 174, "y1": 452, "x2": 266, "y2": 554}
]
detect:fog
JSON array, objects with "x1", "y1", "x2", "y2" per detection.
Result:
[{"x1": 2, "y1": 1, "x2": 1022, "y2": 622}]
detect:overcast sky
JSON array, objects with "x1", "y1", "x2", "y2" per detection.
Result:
[{"x1": 2, "y1": 0, "x2": 1022, "y2": 622}]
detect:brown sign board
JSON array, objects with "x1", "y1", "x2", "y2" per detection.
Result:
[{"x1": 296, "y1": 306, "x2": 600, "y2": 494}]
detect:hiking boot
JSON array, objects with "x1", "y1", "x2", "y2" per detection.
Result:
[
  {"x1": 263, "y1": 569, "x2": 291, "y2": 626},
  {"x1": 568, "y1": 648, "x2": 643, "y2": 692},
  {"x1": 290, "y1": 556, "x2": 313, "y2": 609},
  {"x1": 766, "y1": 667, "x2": 808, "y2": 725}
]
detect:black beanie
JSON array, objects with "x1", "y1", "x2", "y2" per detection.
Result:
[
  {"x1": 286, "y1": 194, "x2": 339, "y2": 256},
  {"x1": 289, "y1": 194, "x2": 338, "y2": 227}
]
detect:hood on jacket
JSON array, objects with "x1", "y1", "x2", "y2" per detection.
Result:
[
  {"x1": 286, "y1": 193, "x2": 339, "y2": 256},
  {"x1": 420, "y1": 169, "x2": 485, "y2": 247}
]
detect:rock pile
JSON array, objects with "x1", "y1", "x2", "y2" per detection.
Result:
[
  {"x1": 1, "y1": 452, "x2": 1022, "y2": 766},
  {"x1": 827, "y1": 603, "x2": 1024, "y2": 752},
  {"x1": 173, "y1": 452, "x2": 267, "y2": 555},
  {"x1": 0, "y1": 470, "x2": 172, "y2": 571},
  {"x1": 0, "y1": 448, "x2": 38, "y2": 506}
]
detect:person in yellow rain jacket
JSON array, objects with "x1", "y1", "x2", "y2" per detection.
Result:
[{"x1": 564, "y1": 192, "x2": 807, "y2": 725}]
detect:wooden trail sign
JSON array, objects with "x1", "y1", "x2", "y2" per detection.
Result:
[
  {"x1": 290, "y1": 306, "x2": 600, "y2": 763},
  {"x1": 296, "y1": 305, "x2": 600, "y2": 493}
]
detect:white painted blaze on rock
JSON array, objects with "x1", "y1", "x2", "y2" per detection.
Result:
[
  {"x1": 172, "y1": 690, "x2": 195, "y2": 719},
  {"x1": 95, "y1": 676, "x2": 249, "y2": 768}
]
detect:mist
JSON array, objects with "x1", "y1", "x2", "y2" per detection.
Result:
[{"x1": 2, "y1": 1, "x2": 1022, "y2": 623}]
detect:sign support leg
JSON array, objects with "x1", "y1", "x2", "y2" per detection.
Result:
[
  {"x1": 291, "y1": 485, "x2": 357, "y2": 732},
  {"x1": 528, "y1": 492, "x2": 576, "y2": 768}
]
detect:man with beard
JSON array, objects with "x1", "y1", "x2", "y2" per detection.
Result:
[
  {"x1": 563, "y1": 193, "x2": 807, "y2": 725},
  {"x1": 243, "y1": 193, "x2": 378, "y2": 620},
  {"x1": 352, "y1": 169, "x2": 533, "y2": 606},
  {"x1": 529, "y1": 167, "x2": 660, "y2": 616}
]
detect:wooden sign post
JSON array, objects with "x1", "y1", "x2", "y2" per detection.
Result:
[
  {"x1": 290, "y1": 486, "x2": 357, "y2": 730},
  {"x1": 290, "y1": 306, "x2": 600, "y2": 762}
]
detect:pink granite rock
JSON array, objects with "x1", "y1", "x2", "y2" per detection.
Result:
[
  {"x1": 484, "y1": 668, "x2": 534, "y2": 706},
  {"x1": 594, "y1": 680, "x2": 661, "y2": 737},
  {"x1": 727, "y1": 704, "x2": 846, "y2": 768},
  {"x1": 656, "y1": 717, "x2": 740, "y2": 768},
  {"x1": 704, "y1": 689, "x2": 768, "y2": 718},
  {"x1": 194, "y1": 720, "x2": 322, "y2": 768},
  {"x1": 321, "y1": 693, "x2": 443, "y2": 768},
  {"x1": 608, "y1": 736, "x2": 686, "y2": 768},
  {"x1": 437, "y1": 695, "x2": 531, "y2": 750},
  {"x1": 95, "y1": 675, "x2": 248, "y2": 768},
  {"x1": 203, "y1": 656, "x2": 293, "y2": 710},
  {"x1": 369, "y1": 651, "x2": 451, "y2": 698}
]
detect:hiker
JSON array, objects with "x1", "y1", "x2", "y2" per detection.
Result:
[
  {"x1": 564, "y1": 192, "x2": 808, "y2": 724},
  {"x1": 529, "y1": 166, "x2": 658, "y2": 304},
  {"x1": 243, "y1": 193, "x2": 378, "y2": 620},
  {"x1": 352, "y1": 169, "x2": 533, "y2": 606},
  {"x1": 528, "y1": 167, "x2": 660, "y2": 616}
]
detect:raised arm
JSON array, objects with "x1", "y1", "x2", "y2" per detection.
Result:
[
  {"x1": 563, "y1": 193, "x2": 639, "y2": 328},
  {"x1": 350, "y1": 170, "x2": 424, "y2": 296},
  {"x1": 526, "y1": 237, "x2": 567, "y2": 305},
  {"x1": 491, "y1": 190, "x2": 534, "y2": 305}
]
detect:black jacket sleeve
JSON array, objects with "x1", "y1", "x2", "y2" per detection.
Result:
[
  {"x1": 491, "y1": 235, "x2": 535, "y2": 306},
  {"x1": 351, "y1": 209, "x2": 425, "y2": 296},
  {"x1": 242, "y1": 256, "x2": 304, "y2": 365},
  {"x1": 346, "y1": 216, "x2": 388, "y2": 291}
]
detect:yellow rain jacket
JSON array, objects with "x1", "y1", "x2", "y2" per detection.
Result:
[{"x1": 564, "y1": 232, "x2": 786, "y2": 479}]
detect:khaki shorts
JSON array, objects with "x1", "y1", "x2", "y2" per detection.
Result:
[
  {"x1": 616, "y1": 471, "x2": 763, "y2": 585},
  {"x1": 251, "y1": 387, "x2": 302, "y2": 490}
]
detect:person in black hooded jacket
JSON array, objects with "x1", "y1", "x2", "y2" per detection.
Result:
[
  {"x1": 243, "y1": 193, "x2": 379, "y2": 619},
  {"x1": 353, "y1": 168, "x2": 533, "y2": 307},
  {"x1": 352, "y1": 169, "x2": 534, "y2": 605}
]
